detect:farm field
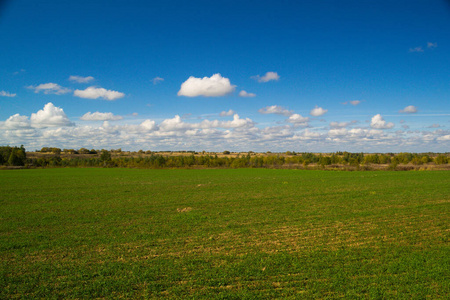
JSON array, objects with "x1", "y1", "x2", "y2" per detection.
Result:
[{"x1": 1, "y1": 168, "x2": 449, "y2": 298}]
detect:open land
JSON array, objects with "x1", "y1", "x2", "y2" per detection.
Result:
[{"x1": 1, "y1": 168, "x2": 449, "y2": 298}]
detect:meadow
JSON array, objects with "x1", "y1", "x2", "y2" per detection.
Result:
[{"x1": 1, "y1": 168, "x2": 449, "y2": 299}]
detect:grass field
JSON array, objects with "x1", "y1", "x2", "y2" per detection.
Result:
[{"x1": 1, "y1": 168, "x2": 449, "y2": 299}]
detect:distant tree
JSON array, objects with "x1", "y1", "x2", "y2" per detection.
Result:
[
  {"x1": 100, "y1": 150, "x2": 111, "y2": 162},
  {"x1": 421, "y1": 155, "x2": 431, "y2": 164},
  {"x1": 379, "y1": 154, "x2": 390, "y2": 164},
  {"x1": 78, "y1": 148, "x2": 90, "y2": 154},
  {"x1": 7, "y1": 146, "x2": 26, "y2": 166},
  {"x1": 0, "y1": 146, "x2": 12, "y2": 164},
  {"x1": 51, "y1": 148, "x2": 61, "y2": 154},
  {"x1": 223, "y1": 151, "x2": 230, "y2": 155},
  {"x1": 435, "y1": 155, "x2": 448, "y2": 165},
  {"x1": 319, "y1": 155, "x2": 332, "y2": 166}
]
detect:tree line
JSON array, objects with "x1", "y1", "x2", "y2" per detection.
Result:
[{"x1": 1, "y1": 146, "x2": 448, "y2": 169}]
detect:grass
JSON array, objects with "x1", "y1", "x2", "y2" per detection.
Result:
[{"x1": 0, "y1": 168, "x2": 449, "y2": 299}]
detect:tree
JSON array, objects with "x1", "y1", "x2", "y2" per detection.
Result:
[
  {"x1": 7, "y1": 146, "x2": 26, "y2": 166},
  {"x1": 435, "y1": 155, "x2": 448, "y2": 165},
  {"x1": 100, "y1": 150, "x2": 111, "y2": 162}
]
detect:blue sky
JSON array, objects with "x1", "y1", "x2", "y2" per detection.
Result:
[{"x1": 1, "y1": 0, "x2": 449, "y2": 152}]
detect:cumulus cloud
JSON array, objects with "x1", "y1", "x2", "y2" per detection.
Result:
[
  {"x1": 177, "y1": 74, "x2": 235, "y2": 97},
  {"x1": 437, "y1": 135, "x2": 450, "y2": 141},
  {"x1": 328, "y1": 128, "x2": 348, "y2": 136},
  {"x1": 74, "y1": 86, "x2": 125, "y2": 100},
  {"x1": 152, "y1": 77, "x2": 164, "y2": 85},
  {"x1": 159, "y1": 114, "x2": 254, "y2": 131},
  {"x1": 158, "y1": 115, "x2": 187, "y2": 131},
  {"x1": 258, "y1": 105, "x2": 292, "y2": 116},
  {"x1": 252, "y1": 71, "x2": 280, "y2": 83},
  {"x1": 27, "y1": 83, "x2": 71, "y2": 95},
  {"x1": 140, "y1": 120, "x2": 157, "y2": 131},
  {"x1": 370, "y1": 114, "x2": 394, "y2": 129},
  {"x1": 330, "y1": 121, "x2": 350, "y2": 128},
  {"x1": 219, "y1": 114, "x2": 254, "y2": 129},
  {"x1": 287, "y1": 114, "x2": 309, "y2": 125},
  {"x1": 30, "y1": 102, "x2": 74, "y2": 128},
  {"x1": 4, "y1": 114, "x2": 31, "y2": 129},
  {"x1": 2, "y1": 113, "x2": 449, "y2": 152},
  {"x1": 292, "y1": 129, "x2": 321, "y2": 140},
  {"x1": 310, "y1": 106, "x2": 328, "y2": 117},
  {"x1": 220, "y1": 109, "x2": 235, "y2": 117},
  {"x1": 80, "y1": 112, "x2": 123, "y2": 121},
  {"x1": 399, "y1": 105, "x2": 418, "y2": 114},
  {"x1": 69, "y1": 75, "x2": 94, "y2": 83},
  {"x1": 427, "y1": 42, "x2": 437, "y2": 48},
  {"x1": 427, "y1": 124, "x2": 441, "y2": 128},
  {"x1": 0, "y1": 91, "x2": 16, "y2": 97},
  {"x1": 239, "y1": 90, "x2": 256, "y2": 97}
]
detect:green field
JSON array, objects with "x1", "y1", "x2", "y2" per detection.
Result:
[{"x1": 1, "y1": 169, "x2": 449, "y2": 299}]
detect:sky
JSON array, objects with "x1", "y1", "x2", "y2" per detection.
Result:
[{"x1": 1, "y1": 0, "x2": 449, "y2": 152}]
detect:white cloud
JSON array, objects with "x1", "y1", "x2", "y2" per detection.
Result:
[
  {"x1": 30, "y1": 102, "x2": 74, "y2": 128},
  {"x1": 159, "y1": 114, "x2": 254, "y2": 131},
  {"x1": 399, "y1": 105, "x2": 418, "y2": 114},
  {"x1": 437, "y1": 135, "x2": 450, "y2": 141},
  {"x1": 409, "y1": 46, "x2": 424, "y2": 53},
  {"x1": 3, "y1": 102, "x2": 450, "y2": 152},
  {"x1": 427, "y1": 124, "x2": 441, "y2": 128},
  {"x1": 252, "y1": 71, "x2": 280, "y2": 83},
  {"x1": 199, "y1": 114, "x2": 253, "y2": 129},
  {"x1": 4, "y1": 114, "x2": 31, "y2": 129},
  {"x1": 27, "y1": 83, "x2": 71, "y2": 95},
  {"x1": 158, "y1": 115, "x2": 187, "y2": 131},
  {"x1": 74, "y1": 86, "x2": 125, "y2": 100},
  {"x1": 140, "y1": 120, "x2": 157, "y2": 131},
  {"x1": 69, "y1": 75, "x2": 95, "y2": 83},
  {"x1": 152, "y1": 77, "x2": 164, "y2": 85},
  {"x1": 310, "y1": 106, "x2": 328, "y2": 117},
  {"x1": 258, "y1": 105, "x2": 292, "y2": 116},
  {"x1": 220, "y1": 109, "x2": 235, "y2": 117},
  {"x1": 287, "y1": 114, "x2": 309, "y2": 125},
  {"x1": 177, "y1": 74, "x2": 235, "y2": 97},
  {"x1": 2, "y1": 115, "x2": 449, "y2": 152},
  {"x1": 427, "y1": 42, "x2": 437, "y2": 48},
  {"x1": 291, "y1": 129, "x2": 322, "y2": 140},
  {"x1": 370, "y1": 114, "x2": 394, "y2": 129},
  {"x1": 330, "y1": 121, "x2": 350, "y2": 128},
  {"x1": 80, "y1": 112, "x2": 123, "y2": 121},
  {"x1": 0, "y1": 91, "x2": 16, "y2": 97},
  {"x1": 329, "y1": 128, "x2": 348, "y2": 136},
  {"x1": 239, "y1": 90, "x2": 256, "y2": 97},
  {"x1": 219, "y1": 114, "x2": 254, "y2": 129}
]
